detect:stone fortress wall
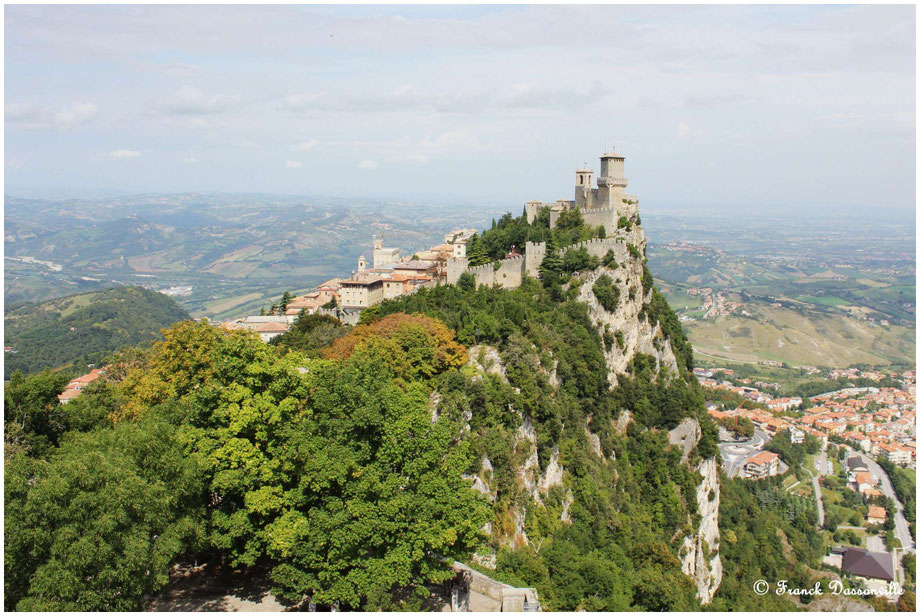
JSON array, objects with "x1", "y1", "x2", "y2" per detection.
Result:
[
  {"x1": 446, "y1": 233, "x2": 633, "y2": 289},
  {"x1": 575, "y1": 206, "x2": 620, "y2": 230}
]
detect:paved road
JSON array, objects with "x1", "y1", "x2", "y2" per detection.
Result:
[
  {"x1": 852, "y1": 451, "x2": 915, "y2": 553},
  {"x1": 814, "y1": 450, "x2": 831, "y2": 476},
  {"x1": 718, "y1": 429, "x2": 772, "y2": 478},
  {"x1": 809, "y1": 471, "x2": 825, "y2": 528}
]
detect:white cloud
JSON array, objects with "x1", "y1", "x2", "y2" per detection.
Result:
[
  {"x1": 6, "y1": 100, "x2": 98, "y2": 129},
  {"x1": 291, "y1": 139, "x2": 320, "y2": 151},
  {"x1": 357, "y1": 160, "x2": 378, "y2": 170},
  {"x1": 677, "y1": 122, "x2": 692, "y2": 138},
  {"x1": 278, "y1": 92, "x2": 324, "y2": 111},
  {"x1": 423, "y1": 130, "x2": 479, "y2": 149},
  {"x1": 156, "y1": 85, "x2": 239, "y2": 115},
  {"x1": 391, "y1": 153, "x2": 429, "y2": 164},
  {"x1": 107, "y1": 149, "x2": 141, "y2": 159},
  {"x1": 182, "y1": 155, "x2": 200, "y2": 164},
  {"x1": 55, "y1": 102, "x2": 99, "y2": 126},
  {"x1": 285, "y1": 160, "x2": 303, "y2": 168}
]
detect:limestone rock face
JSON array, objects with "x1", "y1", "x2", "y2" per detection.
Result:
[
  {"x1": 468, "y1": 344, "x2": 508, "y2": 384},
  {"x1": 613, "y1": 410, "x2": 633, "y2": 436},
  {"x1": 538, "y1": 446, "x2": 564, "y2": 493},
  {"x1": 668, "y1": 417, "x2": 702, "y2": 465},
  {"x1": 680, "y1": 457, "x2": 723, "y2": 604},
  {"x1": 560, "y1": 490, "x2": 575, "y2": 523},
  {"x1": 585, "y1": 426, "x2": 604, "y2": 460},
  {"x1": 471, "y1": 455, "x2": 496, "y2": 502},
  {"x1": 574, "y1": 226, "x2": 680, "y2": 387}
]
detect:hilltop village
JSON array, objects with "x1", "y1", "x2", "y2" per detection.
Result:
[{"x1": 221, "y1": 151, "x2": 639, "y2": 338}]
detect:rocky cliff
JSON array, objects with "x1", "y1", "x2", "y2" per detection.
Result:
[
  {"x1": 670, "y1": 419, "x2": 723, "y2": 604},
  {"x1": 448, "y1": 216, "x2": 722, "y2": 605}
]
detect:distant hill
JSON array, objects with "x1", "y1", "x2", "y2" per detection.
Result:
[
  {"x1": 3, "y1": 286, "x2": 190, "y2": 375},
  {"x1": 3, "y1": 193, "x2": 502, "y2": 316}
]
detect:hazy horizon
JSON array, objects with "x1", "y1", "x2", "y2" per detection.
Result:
[{"x1": 5, "y1": 4, "x2": 916, "y2": 213}]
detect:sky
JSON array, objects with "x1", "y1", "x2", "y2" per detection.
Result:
[{"x1": 3, "y1": 3, "x2": 916, "y2": 215}]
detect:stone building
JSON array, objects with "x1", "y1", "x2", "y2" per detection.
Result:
[
  {"x1": 339, "y1": 276, "x2": 384, "y2": 308},
  {"x1": 372, "y1": 234, "x2": 401, "y2": 269},
  {"x1": 525, "y1": 151, "x2": 638, "y2": 230}
]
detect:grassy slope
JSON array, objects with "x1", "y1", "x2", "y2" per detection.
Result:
[{"x1": 683, "y1": 304, "x2": 915, "y2": 367}]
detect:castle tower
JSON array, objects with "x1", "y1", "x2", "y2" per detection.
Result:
[
  {"x1": 372, "y1": 233, "x2": 400, "y2": 269},
  {"x1": 575, "y1": 166, "x2": 595, "y2": 209},
  {"x1": 525, "y1": 200, "x2": 544, "y2": 224},
  {"x1": 596, "y1": 151, "x2": 628, "y2": 209},
  {"x1": 357, "y1": 254, "x2": 368, "y2": 272}
]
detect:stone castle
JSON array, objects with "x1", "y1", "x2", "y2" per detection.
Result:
[
  {"x1": 447, "y1": 151, "x2": 641, "y2": 289},
  {"x1": 524, "y1": 150, "x2": 639, "y2": 229},
  {"x1": 243, "y1": 153, "x2": 642, "y2": 328}
]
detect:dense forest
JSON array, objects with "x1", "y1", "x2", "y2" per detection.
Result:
[
  {"x1": 5, "y1": 206, "x2": 887, "y2": 611},
  {"x1": 3, "y1": 286, "x2": 190, "y2": 375}
]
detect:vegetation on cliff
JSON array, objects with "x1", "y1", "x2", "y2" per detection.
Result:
[
  {"x1": 369, "y1": 273, "x2": 719, "y2": 609},
  {"x1": 465, "y1": 206, "x2": 607, "y2": 266}
]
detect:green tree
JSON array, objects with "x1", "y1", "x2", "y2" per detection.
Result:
[
  {"x1": 267, "y1": 349, "x2": 489, "y2": 608},
  {"x1": 592, "y1": 275, "x2": 621, "y2": 313},
  {"x1": 4, "y1": 418, "x2": 206, "y2": 611},
  {"x1": 3, "y1": 370, "x2": 70, "y2": 456},
  {"x1": 280, "y1": 290, "x2": 294, "y2": 313},
  {"x1": 466, "y1": 234, "x2": 491, "y2": 267},
  {"x1": 274, "y1": 312, "x2": 346, "y2": 355}
]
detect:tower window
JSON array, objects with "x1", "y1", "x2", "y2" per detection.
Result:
[{"x1": 579, "y1": 174, "x2": 584, "y2": 184}]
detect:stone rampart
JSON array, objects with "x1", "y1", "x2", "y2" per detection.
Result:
[
  {"x1": 524, "y1": 241, "x2": 546, "y2": 277},
  {"x1": 464, "y1": 255, "x2": 525, "y2": 289},
  {"x1": 446, "y1": 234, "x2": 630, "y2": 291},
  {"x1": 579, "y1": 206, "x2": 619, "y2": 231},
  {"x1": 558, "y1": 236, "x2": 626, "y2": 262},
  {"x1": 446, "y1": 256, "x2": 470, "y2": 284},
  {"x1": 448, "y1": 561, "x2": 540, "y2": 612}
]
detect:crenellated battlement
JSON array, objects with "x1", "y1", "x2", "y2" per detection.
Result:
[
  {"x1": 446, "y1": 231, "x2": 639, "y2": 290},
  {"x1": 527, "y1": 152, "x2": 636, "y2": 227}
]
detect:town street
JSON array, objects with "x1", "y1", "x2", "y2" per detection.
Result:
[
  {"x1": 852, "y1": 451, "x2": 915, "y2": 553},
  {"x1": 809, "y1": 470, "x2": 825, "y2": 528},
  {"x1": 814, "y1": 449, "x2": 831, "y2": 476}
]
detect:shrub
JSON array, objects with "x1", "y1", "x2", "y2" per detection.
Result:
[
  {"x1": 593, "y1": 275, "x2": 621, "y2": 313},
  {"x1": 602, "y1": 249, "x2": 618, "y2": 269}
]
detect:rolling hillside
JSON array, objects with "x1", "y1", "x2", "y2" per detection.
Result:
[
  {"x1": 3, "y1": 193, "x2": 500, "y2": 313},
  {"x1": 684, "y1": 304, "x2": 915, "y2": 367},
  {"x1": 3, "y1": 286, "x2": 190, "y2": 375}
]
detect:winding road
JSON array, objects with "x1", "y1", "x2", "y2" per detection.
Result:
[{"x1": 850, "y1": 449, "x2": 915, "y2": 553}]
